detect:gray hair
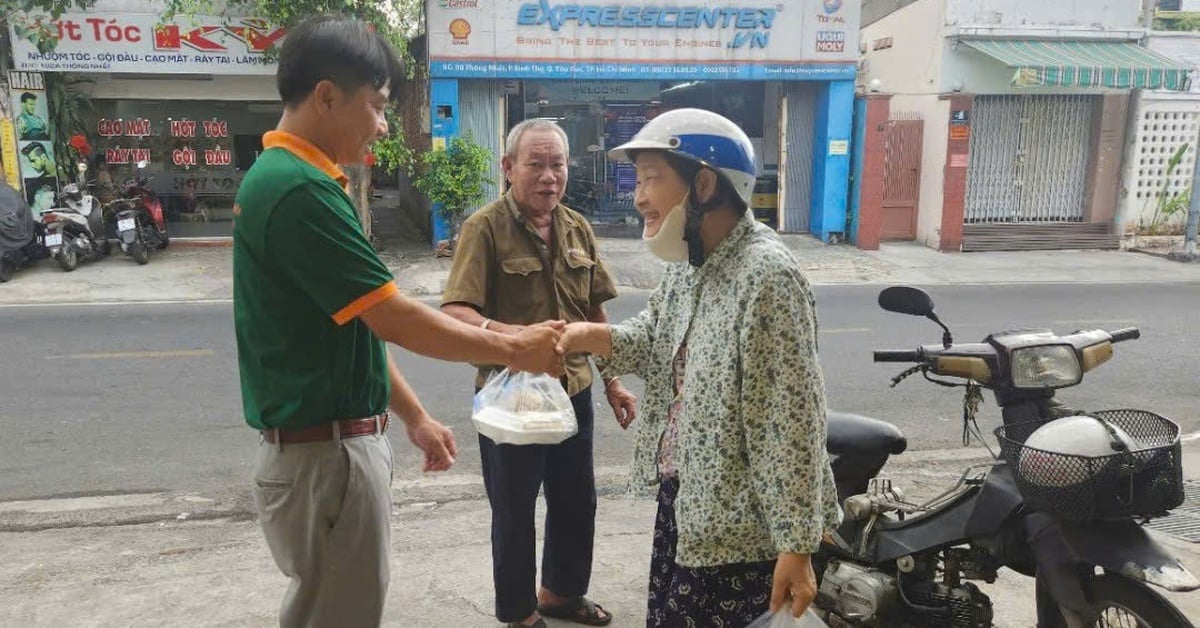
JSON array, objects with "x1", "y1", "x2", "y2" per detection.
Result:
[{"x1": 505, "y1": 119, "x2": 569, "y2": 159}]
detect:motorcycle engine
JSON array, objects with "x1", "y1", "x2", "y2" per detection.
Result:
[
  {"x1": 817, "y1": 561, "x2": 899, "y2": 624},
  {"x1": 818, "y1": 561, "x2": 993, "y2": 628},
  {"x1": 900, "y1": 579, "x2": 993, "y2": 628}
]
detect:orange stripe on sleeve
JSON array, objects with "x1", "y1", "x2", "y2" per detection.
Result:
[{"x1": 332, "y1": 281, "x2": 399, "y2": 326}]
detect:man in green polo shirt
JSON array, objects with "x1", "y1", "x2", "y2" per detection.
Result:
[{"x1": 233, "y1": 16, "x2": 563, "y2": 628}]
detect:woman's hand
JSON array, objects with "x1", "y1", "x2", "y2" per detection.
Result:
[
  {"x1": 604, "y1": 378, "x2": 638, "y2": 429},
  {"x1": 770, "y1": 552, "x2": 817, "y2": 618},
  {"x1": 556, "y1": 322, "x2": 611, "y2": 358}
]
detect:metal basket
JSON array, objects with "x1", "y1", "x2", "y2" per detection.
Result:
[{"x1": 994, "y1": 409, "x2": 1184, "y2": 521}]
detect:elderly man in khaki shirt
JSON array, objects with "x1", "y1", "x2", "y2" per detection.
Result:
[{"x1": 442, "y1": 119, "x2": 635, "y2": 628}]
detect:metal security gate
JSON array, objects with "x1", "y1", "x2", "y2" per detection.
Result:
[
  {"x1": 965, "y1": 95, "x2": 1095, "y2": 224},
  {"x1": 782, "y1": 84, "x2": 816, "y2": 233},
  {"x1": 881, "y1": 118, "x2": 923, "y2": 240}
]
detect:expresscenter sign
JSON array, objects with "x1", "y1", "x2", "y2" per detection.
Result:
[
  {"x1": 427, "y1": 0, "x2": 859, "y2": 81},
  {"x1": 516, "y1": 3, "x2": 778, "y2": 32}
]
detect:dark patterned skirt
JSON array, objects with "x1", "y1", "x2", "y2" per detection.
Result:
[{"x1": 646, "y1": 477, "x2": 775, "y2": 628}]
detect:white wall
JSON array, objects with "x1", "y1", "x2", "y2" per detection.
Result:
[
  {"x1": 1117, "y1": 92, "x2": 1200, "y2": 232},
  {"x1": 946, "y1": 0, "x2": 1140, "y2": 29},
  {"x1": 860, "y1": 0, "x2": 947, "y2": 96},
  {"x1": 85, "y1": 74, "x2": 279, "y2": 101}
]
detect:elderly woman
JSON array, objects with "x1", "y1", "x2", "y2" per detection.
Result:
[{"x1": 557, "y1": 108, "x2": 841, "y2": 627}]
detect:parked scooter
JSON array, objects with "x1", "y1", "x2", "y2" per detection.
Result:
[
  {"x1": 40, "y1": 181, "x2": 107, "y2": 272},
  {"x1": 0, "y1": 181, "x2": 48, "y2": 282},
  {"x1": 110, "y1": 160, "x2": 168, "y2": 264},
  {"x1": 816, "y1": 286, "x2": 1197, "y2": 627}
]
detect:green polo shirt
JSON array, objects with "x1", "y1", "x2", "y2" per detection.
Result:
[{"x1": 232, "y1": 131, "x2": 397, "y2": 430}]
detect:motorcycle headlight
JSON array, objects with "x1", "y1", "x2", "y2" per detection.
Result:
[{"x1": 1011, "y1": 345, "x2": 1082, "y2": 389}]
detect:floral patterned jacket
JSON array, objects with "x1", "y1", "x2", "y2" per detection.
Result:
[{"x1": 603, "y1": 213, "x2": 842, "y2": 568}]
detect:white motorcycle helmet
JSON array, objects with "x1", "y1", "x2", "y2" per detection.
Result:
[
  {"x1": 1017, "y1": 415, "x2": 1140, "y2": 487},
  {"x1": 608, "y1": 107, "x2": 757, "y2": 208},
  {"x1": 609, "y1": 108, "x2": 757, "y2": 266}
]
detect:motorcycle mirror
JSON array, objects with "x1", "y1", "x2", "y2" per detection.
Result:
[
  {"x1": 878, "y1": 287, "x2": 936, "y2": 317},
  {"x1": 879, "y1": 286, "x2": 955, "y2": 349}
]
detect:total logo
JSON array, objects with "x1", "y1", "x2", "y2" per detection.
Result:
[{"x1": 817, "y1": 0, "x2": 845, "y2": 24}]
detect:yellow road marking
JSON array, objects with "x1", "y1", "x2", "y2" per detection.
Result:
[{"x1": 46, "y1": 349, "x2": 215, "y2": 360}]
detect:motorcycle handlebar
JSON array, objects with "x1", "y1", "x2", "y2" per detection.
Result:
[
  {"x1": 1109, "y1": 327, "x2": 1140, "y2": 343},
  {"x1": 873, "y1": 350, "x2": 923, "y2": 363}
]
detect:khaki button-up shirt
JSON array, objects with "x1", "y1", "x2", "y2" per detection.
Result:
[{"x1": 442, "y1": 191, "x2": 619, "y2": 396}]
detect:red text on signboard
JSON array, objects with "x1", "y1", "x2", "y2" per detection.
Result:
[
  {"x1": 106, "y1": 147, "x2": 151, "y2": 164},
  {"x1": 204, "y1": 148, "x2": 232, "y2": 166},
  {"x1": 203, "y1": 120, "x2": 229, "y2": 138}
]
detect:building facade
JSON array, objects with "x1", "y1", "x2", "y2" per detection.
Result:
[
  {"x1": 856, "y1": 0, "x2": 1190, "y2": 251},
  {"x1": 423, "y1": 0, "x2": 862, "y2": 243},
  {"x1": 6, "y1": 0, "x2": 284, "y2": 238}
]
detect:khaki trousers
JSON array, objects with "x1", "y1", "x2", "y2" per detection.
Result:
[{"x1": 253, "y1": 432, "x2": 394, "y2": 628}]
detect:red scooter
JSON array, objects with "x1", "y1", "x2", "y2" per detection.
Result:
[{"x1": 111, "y1": 160, "x2": 169, "y2": 264}]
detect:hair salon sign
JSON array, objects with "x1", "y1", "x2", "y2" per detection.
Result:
[{"x1": 8, "y1": 12, "x2": 285, "y2": 75}]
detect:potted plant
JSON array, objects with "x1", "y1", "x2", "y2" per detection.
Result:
[{"x1": 412, "y1": 134, "x2": 493, "y2": 255}]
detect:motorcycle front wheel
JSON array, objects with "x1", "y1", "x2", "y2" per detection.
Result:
[
  {"x1": 1051, "y1": 573, "x2": 1194, "y2": 628},
  {"x1": 57, "y1": 241, "x2": 79, "y2": 272},
  {"x1": 130, "y1": 242, "x2": 149, "y2": 265}
]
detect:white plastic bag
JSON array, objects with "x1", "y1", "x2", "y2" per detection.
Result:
[
  {"x1": 472, "y1": 368, "x2": 578, "y2": 446},
  {"x1": 745, "y1": 608, "x2": 828, "y2": 628}
]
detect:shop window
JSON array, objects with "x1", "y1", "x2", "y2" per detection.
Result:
[
  {"x1": 515, "y1": 79, "x2": 768, "y2": 226},
  {"x1": 88, "y1": 99, "x2": 280, "y2": 237},
  {"x1": 233, "y1": 134, "x2": 264, "y2": 171}
]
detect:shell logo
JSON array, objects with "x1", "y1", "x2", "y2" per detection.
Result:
[{"x1": 449, "y1": 18, "x2": 471, "y2": 42}]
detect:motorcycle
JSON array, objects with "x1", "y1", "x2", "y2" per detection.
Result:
[
  {"x1": 39, "y1": 181, "x2": 107, "y2": 272},
  {"x1": 817, "y1": 286, "x2": 1197, "y2": 627},
  {"x1": 111, "y1": 160, "x2": 168, "y2": 264},
  {"x1": 0, "y1": 181, "x2": 48, "y2": 282}
]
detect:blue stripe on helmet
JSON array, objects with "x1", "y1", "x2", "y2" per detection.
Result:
[{"x1": 671, "y1": 133, "x2": 756, "y2": 177}]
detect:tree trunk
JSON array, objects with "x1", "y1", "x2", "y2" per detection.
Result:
[{"x1": 345, "y1": 163, "x2": 372, "y2": 240}]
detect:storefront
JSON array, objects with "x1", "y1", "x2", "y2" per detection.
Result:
[
  {"x1": 7, "y1": 2, "x2": 284, "y2": 238},
  {"x1": 424, "y1": 0, "x2": 861, "y2": 242}
]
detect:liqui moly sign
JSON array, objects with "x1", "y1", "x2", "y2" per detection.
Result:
[{"x1": 8, "y1": 12, "x2": 285, "y2": 74}]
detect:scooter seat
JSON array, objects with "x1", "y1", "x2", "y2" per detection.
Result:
[{"x1": 827, "y1": 411, "x2": 908, "y2": 457}]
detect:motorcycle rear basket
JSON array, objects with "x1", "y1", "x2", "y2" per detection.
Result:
[{"x1": 994, "y1": 409, "x2": 1184, "y2": 521}]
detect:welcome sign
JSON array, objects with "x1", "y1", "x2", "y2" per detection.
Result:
[{"x1": 426, "y1": 0, "x2": 860, "y2": 81}]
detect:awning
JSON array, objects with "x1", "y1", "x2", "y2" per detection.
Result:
[{"x1": 961, "y1": 39, "x2": 1193, "y2": 90}]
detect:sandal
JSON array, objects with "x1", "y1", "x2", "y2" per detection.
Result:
[{"x1": 536, "y1": 597, "x2": 612, "y2": 626}]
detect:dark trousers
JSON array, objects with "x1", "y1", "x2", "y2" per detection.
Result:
[
  {"x1": 479, "y1": 388, "x2": 597, "y2": 622},
  {"x1": 646, "y1": 477, "x2": 775, "y2": 628}
]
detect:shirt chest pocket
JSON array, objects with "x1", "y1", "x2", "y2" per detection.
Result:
[
  {"x1": 500, "y1": 256, "x2": 543, "y2": 277},
  {"x1": 562, "y1": 250, "x2": 596, "y2": 308}
]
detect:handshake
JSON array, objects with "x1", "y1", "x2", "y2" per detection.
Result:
[{"x1": 503, "y1": 321, "x2": 604, "y2": 377}]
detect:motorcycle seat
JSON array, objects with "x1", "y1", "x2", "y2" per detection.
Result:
[{"x1": 827, "y1": 411, "x2": 908, "y2": 457}]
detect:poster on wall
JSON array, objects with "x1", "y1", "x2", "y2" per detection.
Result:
[
  {"x1": 426, "y1": 0, "x2": 860, "y2": 81},
  {"x1": 8, "y1": 12, "x2": 283, "y2": 75},
  {"x1": 604, "y1": 104, "x2": 649, "y2": 199},
  {"x1": 9, "y1": 71, "x2": 58, "y2": 212},
  {"x1": 1, "y1": 119, "x2": 21, "y2": 190}
]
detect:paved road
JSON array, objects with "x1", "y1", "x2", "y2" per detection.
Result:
[{"x1": 1, "y1": 282, "x2": 1197, "y2": 504}]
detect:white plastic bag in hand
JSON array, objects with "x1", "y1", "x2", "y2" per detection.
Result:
[
  {"x1": 472, "y1": 368, "x2": 578, "y2": 446},
  {"x1": 745, "y1": 608, "x2": 828, "y2": 628}
]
